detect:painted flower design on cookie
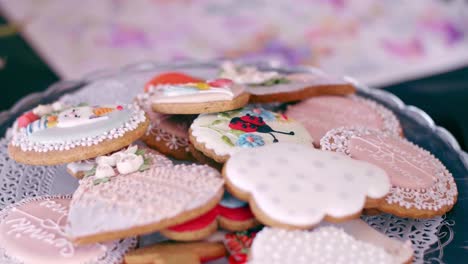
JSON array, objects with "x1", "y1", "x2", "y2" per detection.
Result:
[
  {"x1": 190, "y1": 106, "x2": 312, "y2": 162},
  {"x1": 321, "y1": 127, "x2": 458, "y2": 218},
  {"x1": 0, "y1": 195, "x2": 136, "y2": 264},
  {"x1": 224, "y1": 143, "x2": 391, "y2": 227}
]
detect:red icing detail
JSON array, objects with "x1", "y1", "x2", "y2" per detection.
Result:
[
  {"x1": 240, "y1": 114, "x2": 266, "y2": 126},
  {"x1": 208, "y1": 78, "x2": 233, "y2": 88},
  {"x1": 218, "y1": 205, "x2": 254, "y2": 221},
  {"x1": 229, "y1": 254, "x2": 248, "y2": 264},
  {"x1": 116, "y1": 105, "x2": 123, "y2": 110},
  {"x1": 17, "y1": 111, "x2": 39, "y2": 128},
  {"x1": 201, "y1": 255, "x2": 225, "y2": 263},
  {"x1": 167, "y1": 206, "x2": 218, "y2": 232},
  {"x1": 229, "y1": 118, "x2": 258, "y2": 132},
  {"x1": 167, "y1": 205, "x2": 254, "y2": 232},
  {"x1": 144, "y1": 72, "x2": 203, "y2": 92},
  {"x1": 281, "y1": 113, "x2": 288, "y2": 120}
]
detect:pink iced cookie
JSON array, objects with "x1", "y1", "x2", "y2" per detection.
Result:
[
  {"x1": 0, "y1": 195, "x2": 136, "y2": 264},
  {"x1": 286, "y1": 95, "x2": 402, "y2": 146},
  {"x1": 321, "y1": 127, "x2": 458, "y2": 218},
  {"x1": 136, "y1": 92, "x2": 196, "y2": 160},
  {"x1": 66, "y1": 146, "x2": 224, "y2": 244}
]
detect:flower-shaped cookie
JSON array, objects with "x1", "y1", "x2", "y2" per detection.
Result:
[{"x1": 223, "y1": 143, "x2": 391, "y2": 228}]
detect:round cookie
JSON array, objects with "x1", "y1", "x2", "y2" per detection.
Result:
[
  {"x1": 223, "y1": 143, "x2": 391, "y2": 229},
  {"x1": 321, "y1": 127, "x2": 458, "y2": 218},
  {"x1": 66, "y1": 145, "x2": 224, "y2": 244},
  {"x1": 161, "y1": 191, "x2": 258, "y2": 241},
  {"x1": 286, "y1": 95, "x2": 402, "y2": 146},
  {"x1": 9, "y1": 104, "x2": 148, "y2": 165},
  {"x1": 190, "y1": 106, "x2": 313, "y2": 163},
  {"x1": 250, "y1": 221, "x2": 413, "y2": 264},
  {"x1": 219, "y1": 61, "x2": 355, "y2": 103},
  {"x1": 0, "y1": 195, "x2": 136, "y2": 264},
  {"x1": 146, "y1": 72, "x2": 250, "y2": 114},
  {"x1": 136, "y1": 90, "x2": 196, "y2": 160}
]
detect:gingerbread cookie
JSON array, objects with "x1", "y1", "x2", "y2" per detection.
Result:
[
  {"x1": 0, "y1": 195, "x2": 136, "y2": 264},
  {"x1": 161, "y1": 191, "x2": 258, "y2": 241},
  {"x1": 136, "y1": 89, "x2": 196, "y2": 160},
  {"x1": 250, "y1": 220, "x2": 413, "y2": 264},
  {"x1": 321, "y1": 127, "x2": 458, "y2": 218},
  {"x1": 125, "y1": 241, "x2": 226, "y2": 264},
  {"x1": 145, "y1": 72, "x2": 249, "y2": 114},
  {"x1": 190, "y1": 106, "x2": 313, "y2": 163},
  {"x1": 9, "y1": 104, "x2": 148, "y2": 165},
  {"x1": 286, "y1": 95, "x2": 402, "y2": 146},
  {"x1": 223, "y1": 143, "x2": 391, "y2": 228},
  {"x1": 67, "y1": 145, "x2": 224, "y2": 244},
  {"x1": 219, "y1": 61, "x2": 355, "y2": 103}
]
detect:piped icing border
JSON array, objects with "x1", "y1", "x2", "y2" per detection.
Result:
[
  {"x1": 11, "y1": 104, "x2": 146, "y2": 152},
  {"x1": 0, "y1": 195, "x2": 137, "y2": 264},
  {"x1": 320, "y1": 127, "x2": 458, "y2": 211}
]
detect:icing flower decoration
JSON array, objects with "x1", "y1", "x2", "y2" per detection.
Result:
[
  {"x1": 236, "y1": 133, "x2": 265, "y2": 148},
  {"x1": 229, "y1": 114, "x2": 294, "y2": 143},
  {"x1": 241, "y1": 107, "x2": 276, "y2": 121},
  {"x1": 85, "y1": 145, "x2": 151, "y2": 185}
]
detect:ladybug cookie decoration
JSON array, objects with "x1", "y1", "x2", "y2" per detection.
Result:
[{"x1": 229, "y1": 114, "x2": 295, "y2": 143}]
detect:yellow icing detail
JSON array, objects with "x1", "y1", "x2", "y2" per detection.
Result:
[{"x1": 194, "y1": 82, "x2": 210, "y2": 90}]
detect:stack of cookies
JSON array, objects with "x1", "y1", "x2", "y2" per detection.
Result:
[{"x1": 1, "y1": 62, "x2": 457, "y2": 264}]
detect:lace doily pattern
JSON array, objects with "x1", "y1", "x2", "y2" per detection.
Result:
[
  {"x1": 320, "y1": 127, "x2": 458, "y2": 212},
  {"x1": 0, "y1": 195, "x2": 137, "y2": 264},
  {"x1": 363, "y1": 214, "x2": 443, "y2": 264},
  {"x1": 147, "y1": 127, "x2": 190, "y2": 152},
  {"x1": 0, "y1": 138, "x2": 57, "y2": 210}
]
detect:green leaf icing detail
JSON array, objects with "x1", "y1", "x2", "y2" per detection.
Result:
[{"x1": 221, "y1": 135, "x2": 234, "y2": 146}]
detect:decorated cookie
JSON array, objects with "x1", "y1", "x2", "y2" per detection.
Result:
[
  {"x1": 224, "y1": 229, "x2": 259, "y2": 264},
  {"x1": 125, "y1": 241, "x2": 226, "y2": 264},
  {"x1": 321, "y1": 127, "x2": 458, "y2": 218},
  {"x1": 223, "y1": 143, "x2": 391, "y2": 228},
  {"x1": 67, "y1": 146, "x2": 224, "y2": 244},
  {"x1": 136, "y1": 90, "x2": 197, "y2": 160},
  {"x1": 219, "y1": 61, "x2": 355, "y2": 103},
  {"x1": 9, "y1": 104, "x2": 148, "y2": 165},
  {"x1": 145, "y1": 72, "x2": 250, "y2": 114},
  {"x1": 190, "y1": 106, "x2": 313, "y2": 163},
  {"x1": 250, "y1": 220, "x2": 413, "y2": 264},
  {"x1": 161, "y1": 191, "x2": 258, "y2": 241},
  {"x1": 286, "y1": 95, "x2": 402, "y2": 146},
  {"x1": 0, "y1": 195, "x2": 136, "y2": 264},
  {"x1": 189, "y1": 143, "x2": 223, "y2": 171}
]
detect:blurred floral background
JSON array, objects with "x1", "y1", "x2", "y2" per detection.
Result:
[{"x1": 1, "y1": 0, "x2": 467, "y2": 86}]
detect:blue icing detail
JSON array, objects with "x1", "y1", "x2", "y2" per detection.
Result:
[
  {"x1": 220, "y1": 191, "x2": 247, "y2": 209},
  {"x1": 161, "y1": 86, "x2": 199, "y2": 97}
]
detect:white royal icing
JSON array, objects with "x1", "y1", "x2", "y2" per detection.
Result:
[
  {"x1": 224, "y1": 143, "x2": 390, "y2": 226},
  {"x1": 66, "y1": 160, "x2": 95, "y2": 174},
  {"x1": 250, "y1": 224, "x2": 411, "y2": 264},
  {"x1": 190, "y1": 106, "x2": 313, "y2": 158}
]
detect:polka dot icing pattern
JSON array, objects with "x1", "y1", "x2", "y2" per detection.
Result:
[
  {"x1": 286, "y1": 95, "x2": 401, "y2": 146},
  {"x1": 0, "y1": 195, "x2": 136, "y2": 264},
  {"x1": 224, "y1": 143, "x2": 390, "y2": 226},
  {"x1": 11, "y1": 104, "x2": 146, "y2": 152},
  {"x1": 321, "y1": 127, "x2": 458, "y2": 211},
  {"x1": 249, "y1": 227, "x2": 401, "y2": 264},
  {"x1": 67, "y1": 163, "x2": 224, "y2": 239},
  {"x1": 190, "y1": 106, "x2": 313, "y2": 157}
]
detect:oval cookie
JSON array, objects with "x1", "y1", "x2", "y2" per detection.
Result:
[
  {"x1": 190, "y1": 106, "x2": 313, "y2": 163},
  {"x1": 67, "y1": 146, "x2": 224, "y2": 244},
  {"x1": 9, "y1": 104, "x2": 148, "y2": 165},
  {"x1": 321, "y1": 127, "x2": 458, "y2": 218},
  {"x1": 219, "y1": 61, "x2": 355, "y2": 103},
  {"x1": 146, "y1": 72, "x2": 250, "y2": 114},
  {"x1": 286, "y1": 95, "x2": 402, "y2": 146},
  {"x1": 223, "y1": 143, "x2": 391, "y2": 228},
  {"x1": 0, "y1": 195, "x2": 136, "y2": 264}
]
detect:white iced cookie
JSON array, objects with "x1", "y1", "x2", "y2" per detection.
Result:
[
  {"x1": 223, "y1": 143, "x2": 390, "y2": 228},
  {"x1": 250, "y1": 222, "x2": 413, "y2": 264}
]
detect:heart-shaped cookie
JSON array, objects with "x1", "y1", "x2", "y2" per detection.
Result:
[{"x1": 67, "y1": 147, "x2": 224, "y2": 244}]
